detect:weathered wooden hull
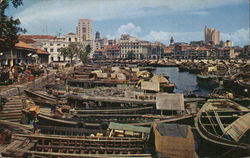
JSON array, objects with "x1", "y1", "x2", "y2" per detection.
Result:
[
  {"x1": 161, "y1": 84, "x2": 175, "y2": 93},
  {"x1": 194, "y1": 99, "x2": 250, "y2": 157},
  {"x1": 25, "y1": 90, "x2": 65, "y2": 107},
  {"x1": 4, "y1": 134, "x2": 151, "y2": 157},
  {"x1": 196, "y1": 75, "x2": 219, "y2": 90},
  {"x1": 67, "y1": 79, "x2": 136, "y2": 88},
  {"x1": 38, "y1": 113, "x2": 194, "y2": 129},
  {"x1": 72, "y1": 106, "x2": 155, "y2": 114}
]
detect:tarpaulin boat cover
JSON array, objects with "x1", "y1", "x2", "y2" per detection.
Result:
[
  {"x1": 156, "y1": 123, "x2": 188, "y2": 138},
  {"x1": 141, "y1": 81, "x2": 160, "y2": 92},
  {"x1": 108, "y1": 122, "x2": 150, "y2": 133},
  {"x1": 153, "y1": 123, "x2": 196, "y2": 158},
  {"x1": 156, "y1": 93, "x2": 184, "y2": 111}
]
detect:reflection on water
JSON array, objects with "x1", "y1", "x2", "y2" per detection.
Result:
[{"x1": 153, "y1": 67, "x2": 211, "y2": 96}]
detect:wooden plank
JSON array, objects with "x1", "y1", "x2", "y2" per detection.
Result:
[
  {"x1": 35, "y1": 145, "x2": 143, "y2": 151},
  {"x1": 8, "y1": 149, "x2": 152, "y2": 158},
  {"x1": 213, "y1": 111, "x2": 225, "y2": 133},
  {"x1": 224, "y1": 113, "x2": 250, "y2": 142},
  {"x1": 14, "y1": 134, "x2": 143, "y2": 142},
  {"x1": 71, "y1": 106, "x2": 153, "y2": 113}
]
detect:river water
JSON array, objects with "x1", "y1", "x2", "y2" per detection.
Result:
[{"x1": 153, "y1": 67, "x2": 211, "y2": 96}]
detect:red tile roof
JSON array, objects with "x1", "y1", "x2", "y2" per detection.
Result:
[
  {"x1": 19, "y1": 35, "x2": 56, "y2": 40},
  {"x1": 37, "y1": 48, "x2": 50, "y2": 55},
  {"x1": 19, "y1": 38, "x2": 36, "y2": 44},
  {"x1": 15, "y1": 41, "x2": 37, "y2": 50},
  {"x1": 15, "y1": 41, "x2": 49, "y2": 55},
  {"x1": 105, "y1": 45, "x2": 120, "y2": 51},
  {"x1": 164, "y1": 46, "x2": 174, "y2": 54}
]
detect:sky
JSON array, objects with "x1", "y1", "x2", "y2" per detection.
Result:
[{"x1": 6, "y1": 0, "x2": 250, "y2": 46}]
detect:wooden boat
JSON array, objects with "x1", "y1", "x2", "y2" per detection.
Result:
[
  {"x1": 223, "y1": 72, "x2": 250, "y2": 97},
  {"x1": 67, "y1": 79, "x2": 136, "y2": 88},
  {"x1": 3, "y1": 133, "x2": 151, "y2": 157},
  {"x1": 0, "y1": 120, "x2": 32, "y2": 134},
  {"x1": 195, "y1": 99, "x2": 250, "y2": 156},
  {"x1": 69, "y1": 106, "x2": 155, "y2": 114},
  {"x1": 235, "y1": 78, "x2": 250, "y2": 97},
  {"x1": 37, "y1": 112, "x2": 194, "y2": 130},
  {"x1": 210, "y1": 87, "x2": 234, "y2": 99},
  {"x1": 37, "y1": 125, "x2": 105, "y2": 136},
  {"x1": 196, "y1": 74, "x2": 219, "y2": 90},
  {"x1": 24, "y1": 90, "x2": 66, "y2": 107},
  {"x1": 35, "y1": 93, "x2": 203, "y2": 129},
  {"x1": 161, "y1": 83, "x2": 175, "y2": 93},
  {"x1": 210, "y1": 87, "x2": 250, "y2": 107},
  {"x1": 178, "y1": 64, "x2": 189, "y2": 72},
  {"x1": 67, "y1": 93, "x2": 155, "y2": 110}
]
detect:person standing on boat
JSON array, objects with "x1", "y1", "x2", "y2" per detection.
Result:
[{"x1": 33, "y1": 116, "x2": 39, "y2": 133}]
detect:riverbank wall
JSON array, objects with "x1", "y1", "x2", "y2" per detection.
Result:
[{"x1": 0, "y1": 73, "x2": 55, "y2": 97}]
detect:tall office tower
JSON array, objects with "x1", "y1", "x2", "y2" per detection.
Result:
[
  {"x1": 204, "y1": 26, "x2": 220, "y2": 45},
  {"x1": 76, "y1": 19, "x2": 93, "y2": 42}
]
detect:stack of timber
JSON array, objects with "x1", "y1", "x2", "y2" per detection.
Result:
[
  {"x1": 195, "y1": 99, "x2": 250, "y2": 157},
  {"x1": 0, "y1": 95, "x2": 25, "y2": 123}
]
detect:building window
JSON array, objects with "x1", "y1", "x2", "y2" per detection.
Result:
[
  {"x1": 69, "y1": 38, "x2": 71, "y2": 42},
  {"x1": 51, "y1": 57, "x2": 54, "y2": 61},
  {"x1": 44, "y1": 48, "x2": 47, "y2": 51},
  {"x1": 50, "y1": 48, "x2": 54, "y2": 52},
  {"x1": 58, "y1": 56, "x2": 61, "y2": 61},
  {"x1": 82, "y1": 35, "x2": 86, "y2": 40},
  {"x1": 57, "y1": 44, "x2": 60, "y2": 46},
  {"x1": 50, "y1": 43, "x2": 53, "y2": 46}
]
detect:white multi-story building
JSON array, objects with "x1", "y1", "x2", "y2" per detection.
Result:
[
  {"x1": 119, "y1": 34, "x2": 153, "y2": 59},
  {"x1": 65, "y1": 33, "x2": 79, "y2": 43},
  {"x1": 42, "y1": 33, "x2": 82, "y2": 63},
  {"x1": 42, "y1": 37, "x2": 69, "y2": 63},
  {"x1": 77, "y1": 19, "x2": 93, "y2": 42}
]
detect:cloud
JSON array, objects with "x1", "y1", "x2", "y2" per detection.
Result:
[
  {"x1": 106, "y1": 23, "x2": 142, "y2": 39},
  {"x1": 189, "y1": 11, "x2": 210, "y2": 15},
  {"x1": 142, "y1": 31, "x2": 203, "y2": 44},
  {"x1": 117, "y1": 23, "x2": 141, "y2": 36},
  {"x1": 221, "y1": 28, "x2": 249, "y2": 44},
  {"x1": 13, "y1": 0, "x2": 247, "y2": 46},
  {"x1": 15, "y1": 0, "x2": 245, "y2": 25},
  {"x1": 141, "y1": 28, "x2": 249, "y2": 46}
]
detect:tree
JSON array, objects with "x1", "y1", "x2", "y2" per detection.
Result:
[
  {"x1": 80, "y1": 44, "x2": 91, "y2": 64},
  {"x1": 0, "y1": 0, "x2": 26, "y2": 52},
  {"x1": 59, "y1": 42, "x2": 82, "y2": 63}
]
